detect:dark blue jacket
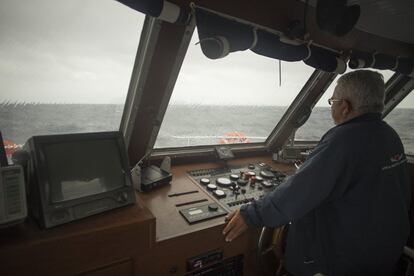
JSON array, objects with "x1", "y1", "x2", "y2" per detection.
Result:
[{"x1": 240, "y1": 113, "x2": 410, "y2": 275}]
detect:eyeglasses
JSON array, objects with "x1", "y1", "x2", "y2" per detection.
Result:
[{"x1": 328, "y1": 98, "x2": 344, "y2": 106}]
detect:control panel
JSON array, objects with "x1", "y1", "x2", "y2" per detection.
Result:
[
  {"x1": 188, "y1": 163, "x2": 286, "y2": 211},
  {"x1": 179, "y1": 203, "x2": 227, "y2": 224}
]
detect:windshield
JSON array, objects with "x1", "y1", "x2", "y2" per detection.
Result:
[
  {"x1": 0, "y1": 0, "x2": 144, "y2": 159},
  {"x1": 154, "y1": 28, "x2": 314, "y2": 148},
  {"x1": 384, "y1": 91, "x2": 414, "y2": 155}
]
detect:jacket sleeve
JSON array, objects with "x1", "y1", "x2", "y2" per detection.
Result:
[{"x1": 240, "y1": 132, "x2": 350, "y2": 227}]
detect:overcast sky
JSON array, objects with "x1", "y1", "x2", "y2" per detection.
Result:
[
  {"x1": 0, "y1": 0, "x2": 143, "y2": 104},
  {"x1": 0, "y1": 0, "x2": 412, "y2": 108}
]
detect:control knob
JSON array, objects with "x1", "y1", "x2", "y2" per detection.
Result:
[
  {"x1": 213, "y1": 189, "x2": 226, "y2": 199},
  {"x1": 237, "y1": 179, "x2": 248, "y2": 186},
  {"x1": 244, "y1": 171, "x2": 255, "y2": 181},
  {"x1": 216, "y1": 177, "x2": 232, "y2": 187},
  {"x1": 260, "y1": 170, "x2": 275, "y2": 178},
  {"x1": 208, "y1": 204, "x2": 219, "y2": 211},
  {"x1": 255, "y1": 176, "x2": 264, "y2": 182},
  {"x1": 261, "y1": 180, "x2": 274, "y2": 188},
  {"x1": 207, "y1": 184, "x2": 217, "y2": 191},
  {"x1": 246, "y1": 171, "x2": 256, "y2": 178}
]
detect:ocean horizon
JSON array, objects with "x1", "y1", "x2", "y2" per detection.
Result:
[{"x1": 1, "y1": 103, "x2": 413, "y2": 155}]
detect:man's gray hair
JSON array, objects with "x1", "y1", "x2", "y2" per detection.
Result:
[{"x1": 336, "y1": 70, "x2": 385, "y2": 113}]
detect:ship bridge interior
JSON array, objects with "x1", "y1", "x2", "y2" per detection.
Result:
[{"x1": 0, "y1": 0, "x2": 414, "y2": 275}]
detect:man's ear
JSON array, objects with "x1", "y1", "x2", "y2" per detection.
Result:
[{"x1": 342, "y1": 100, "x2": 352, "y2": 116}]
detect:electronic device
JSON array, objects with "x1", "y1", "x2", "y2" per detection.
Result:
[
  {"x1": 24, "y1": 131, "x2": 135, "y2": 229},
  {"x1": 179, "y1": 203, "x2": 227, "y2": 224},
  {"x1": 215, "y1": 146, "x2": 234, "y2": 160},
  {"x1": 160, "y1": 156, "x2": 171, "y2": 173},
  {"x1": 187, "y1": 249, "x2": 223, "y2": 272},
  {"x1": 140, "y1": 165, "x2": 172, "y2": 192},
  {"x1": 273, "y1": 144, "x2": 315, "y2": 163},
  {"x1": 188, "y1": 163, "x2": 286, "y2": 212},
  {"x1": 187, "y1": 254, "x2": 243, "y2": 276},
  {"x1": 0, "y1": 165, "x2": 27, "y2": 228}
]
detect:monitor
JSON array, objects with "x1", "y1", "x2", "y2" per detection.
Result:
[{"x1": 24, "y1": 131, "x2": 135, "y2": 228}]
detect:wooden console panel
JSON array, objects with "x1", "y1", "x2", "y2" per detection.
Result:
[
  {"x1": 0, "y1": 156, "x2": 294, "y2": 276},
  {"x1": 0, "y1": 201, "x2": 155, "y2": 276},
  {"x1": 137, "y1": 156, "x2": 295, "y2": 275}
]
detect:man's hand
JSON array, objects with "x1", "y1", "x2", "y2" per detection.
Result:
[{"x1": 222, "y1": 209, "x2": 249, "y2": 242}]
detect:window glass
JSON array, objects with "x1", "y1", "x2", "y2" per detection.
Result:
[
  {"x1": 384, "y1": 92, "x2": 414, "y2": 155},
  {"x1": 295, "y1": 69, "x2": 394, "y2": 141},
  {"x1": 155, "y1": 29, "x2": 314, "y2": 148},
  {"x1": 0, "y1": 0, "x2": 144, "y2": 156}
]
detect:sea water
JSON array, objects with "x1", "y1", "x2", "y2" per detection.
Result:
[{"x1": 1, "y1": 103, "x2": 413, "y2": 155}]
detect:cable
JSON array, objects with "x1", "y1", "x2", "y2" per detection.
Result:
[{"x1": 279, "y1": 60, "x2": 282, "y2": 87}]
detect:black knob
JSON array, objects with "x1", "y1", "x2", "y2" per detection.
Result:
[
  {"x1": 200, "y1": 178, "x2": 210, "y2": 185},
  {"x1": 208, "y1": 204, "x2": 219, "y2": 211},
  {"x1": 237, "y1": 179, "x2": 248, "y2": 186},
  {"x1": 260, "y1": 170, "x2": 275, "y2": 178}
]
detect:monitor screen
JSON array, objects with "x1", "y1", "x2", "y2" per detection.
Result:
[{"x1": 43, "y1": 139, "x2": 125, "y2": 203}]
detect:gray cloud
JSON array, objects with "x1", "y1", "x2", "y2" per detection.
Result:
[
  {"x1": 0, "y1": 0, "x2": 143, "y2": 104},
  {"x1": 0, "y1": 0, "x2": 410, "y2": 108}
]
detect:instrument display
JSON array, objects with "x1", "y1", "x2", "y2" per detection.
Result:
[{"x1": 187, "y1": 163, "x2": 286, "y2": 211}]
